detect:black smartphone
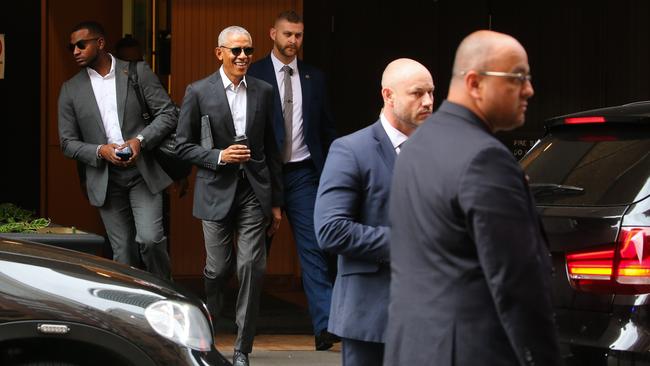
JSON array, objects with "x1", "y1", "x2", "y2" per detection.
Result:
[
  {"x1": 116, "y1": 146, "x2": 133, "y2": 161},
  {"x1": 234, "y1": 134, "x2": 248, "y2": 147}
]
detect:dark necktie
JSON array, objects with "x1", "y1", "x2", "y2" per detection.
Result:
[{"x1": 282, "y1": 65, "x2": 293, "y2": 163}]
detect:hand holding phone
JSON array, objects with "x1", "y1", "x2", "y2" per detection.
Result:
[
  {"x1": 115, "y1": 146, "x2": 133, "y2": 161},
  {"x1": 234, "y1": 134, "x2": 248, "y2": 147}
]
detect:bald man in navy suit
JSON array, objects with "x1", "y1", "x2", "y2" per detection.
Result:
[{"x1": 315, "y1": 58, "x2": 434, "y2": 365}]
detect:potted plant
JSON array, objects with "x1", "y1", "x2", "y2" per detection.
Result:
[{"x1": 0, "y1": 203, "x2": 106, "y2": 257}]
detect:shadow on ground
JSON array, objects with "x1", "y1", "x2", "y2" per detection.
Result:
[{"x1": 175, "y1": 278, "x2": 314, "y2": 335}]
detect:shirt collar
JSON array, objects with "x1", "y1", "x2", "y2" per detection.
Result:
[
  {"x1": 380, "y1": 112, "x2": 408, "y2": 150},
  {"x1": 219, "y1": 65, "x2": 247, "y2": 90},
  {"x1": 86, "y1": 53, "x2": 116, "y2": 79},
  {"x1": 270, "y1": 51, "x2": 298, "y2": 75}
]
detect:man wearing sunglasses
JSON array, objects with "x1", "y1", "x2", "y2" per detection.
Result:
[
  {"x1": 175, "y1": 26, "x2": 282, "y2": 366},
  {"x1": 248, "y1": 10, "x2": 338, "y2": 352},
  {"x1": 58, "y1": 21, "x2": 176, "y2": 281}
]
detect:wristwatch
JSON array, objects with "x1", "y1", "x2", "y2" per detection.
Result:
[{"x1": 136, "y1": 134, "x2": 145, "y2": 148}]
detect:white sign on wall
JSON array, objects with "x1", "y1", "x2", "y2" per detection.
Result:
[{"x1": 0, "y1": 34, "x2": 4, "y2": 79}]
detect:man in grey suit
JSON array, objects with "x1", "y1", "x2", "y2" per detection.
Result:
[
  {"x1": 384, "y1": 31, "x2": 562, "y2": 365},
  {"x1": 314, "y1": 58, "x2": 434, "y2": 366},
  {"x1": 58, "y1": 21, "x2": 175, "y2": 280},
  {"x1": 175, "y1": 26, "x2": 282, "y2": 366}
]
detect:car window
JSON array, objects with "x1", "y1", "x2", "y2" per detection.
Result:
[{"x1": 521, "y1": 126, "x2": 650, "y2": 206}]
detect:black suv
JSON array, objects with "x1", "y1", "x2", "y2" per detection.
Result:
[{"x1": 521, "y1": 101, "x2": 650, "y2": 365}]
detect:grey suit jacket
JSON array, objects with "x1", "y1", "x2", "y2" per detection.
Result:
[
  {"x1": 175, "y1": 71, "x2": 283, "y2": 221},
  {"x1": 314, "y1": 121, "x2": 393, "y2": 343},
  {"x1": 384, "y1": 101, "x2": 561, "y2": 366},
  {"x1": 58, "y1": 58, "x2": 176, "y2": 207}
]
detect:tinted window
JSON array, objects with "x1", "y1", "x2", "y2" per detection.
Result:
[{"x1": 521, "y1": 126, "x2": 650, "y2": 206}]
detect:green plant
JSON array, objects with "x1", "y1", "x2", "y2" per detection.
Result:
[{"x1": 0, "y1": 203, "x2": 51, "y2": 233}]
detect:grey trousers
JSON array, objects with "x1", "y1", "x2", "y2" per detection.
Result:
[
  {"x1": 202, "y1": 178, "x2": 268, "y2": 354},
  {"x1": 98, "y1": 166, "x2": 171, "y2": 281}
]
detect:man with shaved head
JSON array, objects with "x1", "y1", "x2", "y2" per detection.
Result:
[
  {"x1": 314, "y1": 58, "x2": 434, "y2": 365},
  {"x1": 384, "y1": 31, "x2": 561, "y2": 366}
]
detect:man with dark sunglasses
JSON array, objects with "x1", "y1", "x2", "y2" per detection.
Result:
[
  {"x1": 175, "y1": 25, "x2": 283, "y2": 366},
  {"x1": 58, "y1": 21, "x2": 176, "y2": 281},
  {"x1": 248, "y1": 10, "x2": 338, "y2": 352}
]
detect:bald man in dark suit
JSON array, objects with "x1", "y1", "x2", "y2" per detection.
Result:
[{"x1": 384, "y1": 30, "x2": 562, "y2": 366}]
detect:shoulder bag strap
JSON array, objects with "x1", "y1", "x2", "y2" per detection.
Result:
[{"x1": 127, "y1": 61, "x2": 152, "y2": 124}]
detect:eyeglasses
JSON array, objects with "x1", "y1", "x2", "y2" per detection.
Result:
[
  {"x1": 219, "y1": 46, "x2": 254, "y2": 56},
  {"x1": 480, "y1": 70, "x2": 532, "y2": 83},
  {"x1": 459, "y1": 70, "x2": 532, "y2": 84},
  {"x1": 68, "y1": 37, "x2": 100, "y2": 52}
]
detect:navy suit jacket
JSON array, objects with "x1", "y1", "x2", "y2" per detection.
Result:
[
  {"x1": 314, "y1": 121, "x2": 393, "y2": 343},
  {"x1": 384, "y1": 101, "x2": 561, "y2": 366},
  {"x1": 248, "y1": 55, "x2": 336, "y2": 174}
]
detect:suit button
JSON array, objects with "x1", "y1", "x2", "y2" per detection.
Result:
[{"x1": 524, "y1": 348, "x2": 534, "y2": 365}]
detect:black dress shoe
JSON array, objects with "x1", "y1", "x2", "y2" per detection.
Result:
[
  {"x1": 233, "y1": 350, "x2": 249, "y2": 366},
  {"x1": 315, "y1": 330, "x2": 341, "y2": 351}
]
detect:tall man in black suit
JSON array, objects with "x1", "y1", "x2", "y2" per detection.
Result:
[
  {"x1": 175, "y1": 26, "x2": 283, "y2": 366},
  {"x1": 58, "y1": 21, "x2": 175, "y2": 280},
  {"x1": 384, "y1": 30, "x2": 562, "y2": 366},
  {"x1": 248, "y1": 10, "x2": 338, "y2": 350},
  {"x1": 315, "y1": 58, "x2": 434, "y2": 366}
]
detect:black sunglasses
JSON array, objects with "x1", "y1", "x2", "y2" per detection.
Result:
[
  {"x1": 68, "y1": 37, "x2": 100, "y2": 52},
  {"x1": 220, "y1": 46, "x2": 254, "y2": 56}
]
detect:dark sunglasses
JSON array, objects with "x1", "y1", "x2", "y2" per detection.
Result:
[
  {"x1": 220, "y1": 46, "x2": 254, "y2": 56},
  {"x1": 68, "y1": 37, "x2": 100, "y2": 52}
]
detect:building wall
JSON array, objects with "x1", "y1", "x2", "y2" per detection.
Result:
[{"x1": 29, "y1": 0, "x2": 650, "y2": 283}]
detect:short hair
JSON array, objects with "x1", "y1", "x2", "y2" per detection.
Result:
[
  {"x1": 275, "y1": 10, "x2": 303, "y2": 24},
  {"x1": 71, "y1": 21, "x2": 106, "y2": 38},
  {"x1": 217, "y1": 26, "x2": 252, "y2": 47}
]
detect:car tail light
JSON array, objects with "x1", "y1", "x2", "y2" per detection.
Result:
[
  {"x1": 564, "y1": 116, "x2": 606, "y2": 124},
  {"x1": 566, "y1": 227, "x2": 650, "y2": 293}
]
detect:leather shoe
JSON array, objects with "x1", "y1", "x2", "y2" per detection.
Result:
[
  {"x1": 315, "y1": 330, "x2": 341, "y2": 351},
  {"x1": 233, "y1": 350, "x2": 249, "y2": 366}
]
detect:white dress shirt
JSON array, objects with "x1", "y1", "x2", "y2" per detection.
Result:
[
  {"x1": 220, "y1": 66, "x2": 247, "y2": 136},
  {"x1": 218, "y1": 66, "x2": 248, "y2": 164},
  {"x1": 380, "y1": 112, "x2": 408, "y2": 154},
  {"x1": 88, "y1": 54, "x2": 124, "y2": 145},
  {"x1": 270, "y1": 52, "x2": 310, "y2": 163}
]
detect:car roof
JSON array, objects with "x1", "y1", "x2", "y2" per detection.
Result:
[{"x1": 546, "y1": 100, "x2": 650, "y2": 128}]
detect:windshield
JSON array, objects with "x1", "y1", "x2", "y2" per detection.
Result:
[{"x1": 520, "y1": 126, "x2": 650, "y2": 206}]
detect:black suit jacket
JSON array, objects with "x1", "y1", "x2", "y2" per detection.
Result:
[
  {"x1": 247, "y1": 55, "x2": 336, "y2": 174},
  {"x1": 384, "y1": 101, "x2": 562, "y2": 366},
  {"x1": 175, "y1": 71, "x2": 283, "y2": 221}
]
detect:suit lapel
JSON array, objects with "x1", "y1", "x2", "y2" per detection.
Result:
[
  {"x1": 245, "y1": 77, "x2": 257, "y2": 137},
  {"x1": 372, "y1": 121, "x2": 396, "y2": 171},
  {"x1": 115, "y1": 58, "x2": 128, "y2": 127},
  {"x1": 77, "y1": 71, "x2": 107, "y2": 138},
  {"x1": 210, "y1": 72, "x2": 237, "y2": 137},
  {"x1": 299, "y1": 61, "x2": 312, "y2": 139},
  {"x1": 260, "y1": 56, "x2": 285, "y2": 147}
]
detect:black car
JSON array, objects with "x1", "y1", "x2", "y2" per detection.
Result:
[
  {"x1": 521, "y1": 101, "x2": 650, "y2": 365},
  {"x1": 0, "y1": 237, "x2": 231, "y2": 366}
]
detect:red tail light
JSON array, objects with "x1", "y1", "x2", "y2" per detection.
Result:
[
  {"x1": 566, "y1": 227, "x2": 650, "y2": 293},
  {"x1": 564, "y1": 116, "x2": 606, "y2": 124}
]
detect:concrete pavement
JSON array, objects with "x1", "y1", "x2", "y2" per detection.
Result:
[{"x1": 216, "y1": 334, "x2": 341, "y2": 366}]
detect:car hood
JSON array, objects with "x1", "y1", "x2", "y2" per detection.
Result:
[{"x1": 0, "y1": 238, "x2": 204, "y2": 326}]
